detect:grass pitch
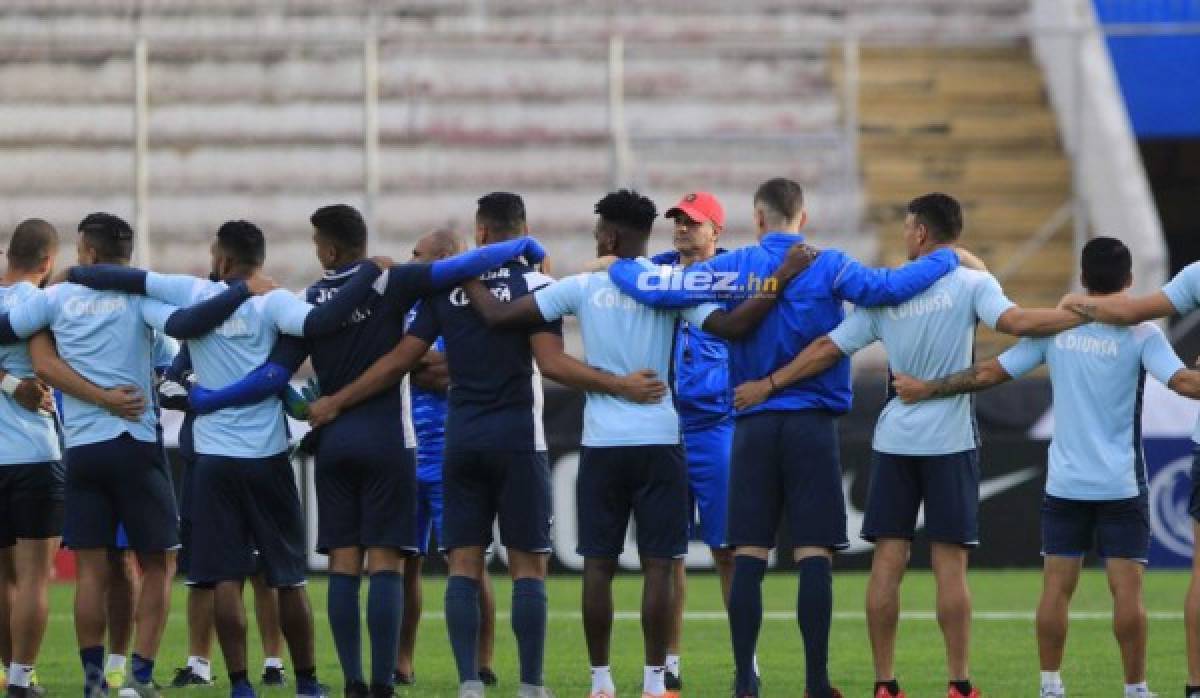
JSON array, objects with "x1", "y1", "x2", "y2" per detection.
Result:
[{"x1": 29, "y1": 570, "x2": 1192, "y2": 696}]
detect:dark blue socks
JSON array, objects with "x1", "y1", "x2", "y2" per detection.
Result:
[
  {"x1": 131, "y1": 653, "x2": 154, "y2": 684},
  {"x1": 445, "y1": 575, "x2": 482, "y2": 684},
  {"x1": 328, "y1": 573, "x2": 364, "y2": 683},
  {"x1": 797, "y1": 556, "x2": 833, "y2": 694},
  {"x1": 512, "y1": 577, "x2": 548, "y2": 686},
  {"x1": 80, "y1": 645, "x2": 105, "y2": 698},
  {"x1": 367, "y1": 571, "x2": 404, "y2": 687},
  {"x1": 729, "y1": 555, "x2": 767, "y2": 694}
]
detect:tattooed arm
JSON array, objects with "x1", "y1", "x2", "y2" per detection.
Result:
[{"x1": 890, "y1": 358, "x2": 1014, "y2": 405}]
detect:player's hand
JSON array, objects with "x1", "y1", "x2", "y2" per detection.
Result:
[
  {"x1": 586, "y1": 255, "x2": 618, "y2": 272},
  {"x1": 1058, "y1": 292, "x2": 1090, "y2": 315},
  {"x1": 12, "y1": 377, "x2": 50, "y2": 413},
  {"x1": 245, "y1": 271, "x2": 278, "y2": 296},
  {"x1": 616, "y1": 369, "x2": 667, "y2": 404},
  {"x1": 733, "y1": 378, "x2": 773, "y2": 411},
  {"x1": 368, "y1": 256, "x2": 394, "y2": 271},
  {"x1": 101, "y1": 385, "x2": 146, "y2": 420},
  {"x1": 955, "y1": 247, "x2": 988, "y2": 271},
  {"x1": 891, "y1": 372, "x2": 933, "y2": 404},
  {"x1": 777, "y1": 243, "x2": 819, "y2": 282},
  {"x1": 518, "y1": 237, "x2": 548, "y2": 264},
  {"x1": 307, "y1": 395, "x2": 341, "y2": 428}
]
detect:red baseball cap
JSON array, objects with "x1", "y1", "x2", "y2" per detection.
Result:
[{"x1": 665, "y1": 191, "x2": 725, "y2": 228}]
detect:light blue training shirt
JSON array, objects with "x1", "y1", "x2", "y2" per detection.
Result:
[
  {"x1": 5, "y1": 282, "x2": 177, "y2": 448},
  {"x1": 142, "y1": 273, "x2": 314, "y2": 458},
  {"x1": 533, "y1": 259, "x2": 718, "y2": 447},
  {"x1": 998, "y1": 322, "x2": 1184, "y2": 501},
  {"x1": 830, "y1": 267, "x2": 1016, "y2": 456},
  {"x1": 0, "y1": 281, "x2": 61, "y2": 464},
  {"x1": 1161, "y1": 261, "x2": 1200, "y2": 443}
]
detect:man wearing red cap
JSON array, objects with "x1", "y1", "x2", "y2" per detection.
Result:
[{"x1": 650, "y1": 192, "x2": 737, "y2": 696}]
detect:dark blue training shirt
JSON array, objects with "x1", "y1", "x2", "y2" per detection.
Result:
[{"x1": 406, "y1": 259, "x2": 560, "y2": 452}]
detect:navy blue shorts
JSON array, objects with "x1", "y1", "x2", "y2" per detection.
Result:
[
  {"x1": 442, "y1": 449, "x2": 552, "y2": 554},
  {"x1": 415, "y1": 479, "x2": 444, "y2": 556},
  {"x1": 314, "y1": 419, "x2": 418, "y2": 554},
  {"x1": 1041, "y1": 494, "x2": 1149, "y2": 562},
  {"x1": 64, "y1": 434, "x2": 179, "y2": 552},
  {"x1": 189, "y1": 452, "x2": 306, "y2": 588},
  {"x1": 683, "y1": 420, "x2": 733, "y2": 550},
  {"x1": 862, "y1": 449, "x2": 980, "y2": 546},
  {"x1": 576, "y1": 445, "x2": 689, "y2": 560},
  {"x1": 727, "y1": 411, "x2": 848, "y2": 551},
  {"x1": 0, "y1": 461, "x2": 65, "y2": 547}
]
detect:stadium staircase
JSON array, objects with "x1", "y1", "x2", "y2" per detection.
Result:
[{"x1": 839, "y1": 42, "x2": 1075, "y2": 358}]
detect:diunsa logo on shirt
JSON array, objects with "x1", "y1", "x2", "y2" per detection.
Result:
[
  {"x1": 1054, "y1": 332, "x2": 1119, "y2": 357},
  {"x1": 62, "y1": 295, "x2": 127, "y2": 317},
  {"x1": 885, "y1": 290, "x2": 953, "y2": 320}
]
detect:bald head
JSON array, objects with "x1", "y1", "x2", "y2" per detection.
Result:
[
  {"x1": 6, "y1": 218, "x2": 59, "y2": 273},
  {"x1": 413, "y1": 228, "x2": 466, "y2": 263}
]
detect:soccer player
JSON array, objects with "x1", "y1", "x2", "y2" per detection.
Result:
[
  {"x1": 1058, "y1": 246, "x2": 1200, "y2": 698},
  {"x1": 732, "y1": 193, "x2": 1084, "y2": 698},
  {"x1": 396, "y1": 229, "x2": 500, "y2": 688},
  {"x1": 605, "y1": 178, "x2": 962, "y2": 698},
  {"x1": 0, "y1": 212, "x2": 266, "y2": 698},
  {"x1": 892, "y1": 237, "x2": 1200, "y2": 698},
  {"x1": 0, "y1": 219, "x2": 63, "y2": 698},
  {"x1": 459, "y1": 189, "x2": 814, "y2": 698},
  {"x1": 305, "y1": 192, "x2": 672, "y2": 698},
  {"x1": 648, "y1": 191, "x2": 736, "y2": 695}
]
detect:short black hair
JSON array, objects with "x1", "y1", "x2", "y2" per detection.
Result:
[
  {"x1": 476, "y1": 192, "x2": 526, "y2": 237},
  {"x1": 594, "y1": 189, "x2": 657, "y2": 240},
  {"x1": 78, "y1": 212, "x2": 133, "y2": 263},
  {"x1": 907, "y1": 192, "x2": 963, "y2": 243},
  {"x1": 216, "y1": 220, "x2": 266, "y2": 268},
  {"x1": 6, "y1": 218, "x2": 58, "y2": 270},
  {"x1": 1081, "y1": 236, "x2": 1132, "y2": 294},
  {"x1": 753, "y1": 178, "x2": 804, "y2": 225},
  {"x1": 310, "y1": 204, "x2": 367, "y2": 253}
]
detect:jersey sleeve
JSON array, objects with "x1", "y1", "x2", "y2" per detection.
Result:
[
  {"x1": 1137, "y1": 323, "x2": 1187, "y2": 384},
  {"x1": 973, "y1": 273, "x2": 1018, "y2": 330},
  {"x1": 264, "y1": 290, "x2": 315, "y2": 337},
  {"x1": 145, "y1": 272, "x2": 205, "y2": 307},
  {"x1": 152, "y1": 332, "x2": 181, "y2": 369},
  {"x1": 522, "y1": 269, "x2": 563, "y2": 336},
  {"x1": 681, "y1": 301, "x2": 720, "y2": 327},
  {"x1": 1162, "y1": 261, "x2": 1200, "y2": 315},
  {"x1": 139, "y1": 297, "x2": 180, "y2": 333},
  {"x1": 5, "y1": 288, "x2": 53, "y2": 338},
  {"x1": 832, "y1": 247, "x2": 959, "y2": 307},
  {"x1": 383, "y1": 263, "x2": 435, "y2": 312},
  {"x1": 827, "y1": 308, "x2": 878, "y2": 355},
  {"x1": 533, "y1": 275, "x2": 586, "y2": 322},
  {"x1": 996, "y1": 338, "x2": 1048, "y2": 379},
  {"x1": 406, "y1": 299, "x2": 441, "y2": 344}
]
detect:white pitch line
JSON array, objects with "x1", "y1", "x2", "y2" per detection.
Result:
[{"x1": 51, "y1": 610, "x2": 1184, "y2": 621}]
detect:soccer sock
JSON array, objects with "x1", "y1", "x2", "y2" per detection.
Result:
[
  {"x1": 80, "y1": 646, "x2": 106, "y2": 696},
  {"x1": 328, "y1": 573, "x2": 364, "y2": 683},
  {"x1": 729, "y1": 555, "x2": 767, "y2": 693},
  {"x1": 187, "y1": 656, "x2": 212, "y2": 681},
  {"x1": 665, "y1": 654, "x2": 680, "y2": 676},
  {"x1": 104, "y1": 654, "x2": 126, "y2": 674},
  {"x1": 295, "y1": 667, "x2": 319, "y2": 695},
  {"x1": 366, "y1": 571, "x2": 404, "y2": 687},
  {"x1": 1040, "y1": 670, "x2": 1063, "y2": 690},
  {"x1": 1123, "y1": 682, "x2": 1150, "y2": 696},
  {"x1": 797, "y1": 556, "x2": 833, "y2": 693},
  {"x1": 512, "y1": 577, "x2": 548, "y2": 686},
  {"x1": 644, "y1": 665, "x2": 666, "y2": 695},
  {"x1": 951, "y1": 679, "x2": 973, "y2": 695},
  {"x1": 590, "y1": 666, "x2": 615, "y2": 694},
  {"x1": 131, "y1": 653, "x2": 154, "y2": 684},
  {"x1": 263, "y1": 657, "x2": 284, "y2": 670},
  {"x1": 445, "y1": 575, "x2": 482, "y2": 684},
  {"x1": 875, "y1": 679, "x2": 901, "y2": 696},
  {"x1": 8, "y1": 663, "x2": 34, "y2": 689}
]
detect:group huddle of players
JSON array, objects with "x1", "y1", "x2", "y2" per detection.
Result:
[{"x1": 2, "y1": 176, "x2": 1200, "y2": 698}]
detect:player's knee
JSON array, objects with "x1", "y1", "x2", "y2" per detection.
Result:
[{"x1": 508, "y1": 550, "x2": 549, "y2": 580}]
